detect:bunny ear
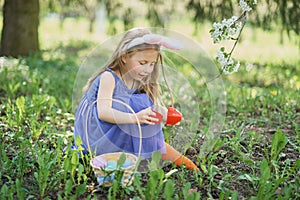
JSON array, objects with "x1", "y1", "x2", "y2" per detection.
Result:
[
  {"x1": 122, "y1": 33, "x2": 183, "y2": 52},
  {"x1": 143, "y1": 34, "x2": 183, "y2": 50},
  {"x1": 143, "y1": 34, "x2": 162, "y2": 44},
  {"x1": 161, "y1": 37, "x2": 183, "y2": 50}
]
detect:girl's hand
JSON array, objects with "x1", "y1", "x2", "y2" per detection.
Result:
[
  {"x1": 153, "y1": 105, "x2": 168, "y2": 122},
  {"x1": 136, "y1": 107, "x2": 159, "y2": 125}
]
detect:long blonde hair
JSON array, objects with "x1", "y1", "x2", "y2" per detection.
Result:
[{"x1": 82, "y1": 27, "x2": 166, "y2": 104}]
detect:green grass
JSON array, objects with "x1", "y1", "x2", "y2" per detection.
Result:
[{"x1": 0, "y1": 17, "x2": 299, "y2": 199}]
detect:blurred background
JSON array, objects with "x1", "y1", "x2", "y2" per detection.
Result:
[{"x1": 0, "y1": 0, "x2": 299, "y2": 63}]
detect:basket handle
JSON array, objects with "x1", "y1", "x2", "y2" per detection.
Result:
[{"x1": 85, "y1": 98, "x2": 142, "y2": 159}]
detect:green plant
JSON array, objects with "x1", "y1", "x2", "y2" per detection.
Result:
[
  {"x1": 15, "y1": 178, "x2": 26, "y2": 200},
  {"x1": 270, "y1": 129, "x2": 288, "y2": 162},
  {"x1": 163, "y1": 179, "x2": 175, "y2": 200},
  {"x1": 33, "y1": 146, "x2": 56, "y2": 198},
  {"x1": 1, "y1": 184, "x2": 14, "y2": 200},
  {"x1": 249, "y1": 129, "x2": 299, "y2": 200},
  {"x1": 257, "y1": 158, "x2": 272, "y2": 199}
]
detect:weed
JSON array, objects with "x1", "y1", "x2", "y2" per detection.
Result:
[{"x1": 0, "y1": 24, "x2": 299, "y2": 199}]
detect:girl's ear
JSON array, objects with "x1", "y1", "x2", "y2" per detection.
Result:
[{"x1": 121, "y1": 55, "x2": 127, "y2": 64}]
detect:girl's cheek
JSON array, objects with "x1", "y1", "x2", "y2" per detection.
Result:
[
  {"x1": 147, "y1": 65, "x2": 155, "y2": 73},
  {"x1": 135, "y1": 65, "x2": 144, "y2": 71}
]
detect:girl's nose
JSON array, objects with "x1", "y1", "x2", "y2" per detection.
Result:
[{"x1": 143, "y1": 64, "x2": 154, "y2": 73}]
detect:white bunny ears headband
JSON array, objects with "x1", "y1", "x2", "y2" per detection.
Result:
[{"x1": 121, "y1": 34, "x2": 183, "y2": 52}]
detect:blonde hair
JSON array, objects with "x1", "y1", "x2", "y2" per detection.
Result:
[{"x1": 82, "y1": 28, "x2": 167, "y2": 104}]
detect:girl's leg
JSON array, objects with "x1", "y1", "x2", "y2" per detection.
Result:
[{"x1": 161, "y1": 143, "x2": 199, "y2": 171}]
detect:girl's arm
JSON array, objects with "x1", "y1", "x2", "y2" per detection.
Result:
[{"x1": 97, "y1": 71, "x2": 158, "y2": 124}]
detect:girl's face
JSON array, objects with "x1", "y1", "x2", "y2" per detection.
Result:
[{"x1": 122, "y1": 49, "x2": 159, "y2": 81}]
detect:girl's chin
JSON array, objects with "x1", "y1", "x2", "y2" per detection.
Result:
[
  {"x1": 136, "y1": 78, "x2": 144, "y2": 83},
  {"x1": 135, "y1": 75, "x2": 146, "y2": 80}
]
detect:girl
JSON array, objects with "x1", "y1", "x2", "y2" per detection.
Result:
[{"x1": 74, "y1": 27, "x2": 199, "y2": 171}]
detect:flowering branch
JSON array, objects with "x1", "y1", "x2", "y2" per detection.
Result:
[{"x1": 209, "y1": 0, "x2": 257, "y2": 78}]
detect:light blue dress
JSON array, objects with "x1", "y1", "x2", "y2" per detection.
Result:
[{"x1": 74, "y1": 68, "x2": 166, "y2": 158}]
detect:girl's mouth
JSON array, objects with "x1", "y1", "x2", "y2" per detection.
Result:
[{"x1": 138, "y1": 73, "x2": 148, "y2": 79}]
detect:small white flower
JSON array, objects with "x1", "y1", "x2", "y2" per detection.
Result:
[
  {"x1": 216, "y1": 49, "x2": 225, "y2": 60},
  {"x1": 216, "y1": 50, "x2": 227, "y2": 68},
  {"x1": 246, "y1": 63, "x2": 255, "y2": 71},
  {"x1": 239, "y1": 0, "x2": 252, "y2": 12},
  {"x1": 211, "y1": 16, "x2": 242, "y2": 43},
  {"x1": 216, "y1": 49, "x2": 240, "y2": 75},
  {"x1": 227, "y1": 58, "x2": 234, "y2": 66},
  {"x1": 233, "y1": 61, "x2": 240, "y2": 72}
]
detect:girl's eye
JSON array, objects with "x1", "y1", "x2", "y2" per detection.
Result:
[
  {"x1": 139, "y1": 61, "x2": 147, "y2": 65},
  {"x1": 139, "y1": 61, "x2": 156, "y2": 66}
]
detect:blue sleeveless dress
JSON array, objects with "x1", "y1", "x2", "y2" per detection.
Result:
[{"x1": 74, "y1": 68, "x2": 166, "y2": 158}]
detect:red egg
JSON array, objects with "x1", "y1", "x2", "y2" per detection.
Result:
[
  {"x1": 150, "y1": 110, "x2": 163, "y2": 124},
  {"x1": 165, "y1": 107, "x2": 182, "y2": 125}
]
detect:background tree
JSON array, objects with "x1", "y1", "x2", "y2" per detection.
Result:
[
  {"x1": 143, "y1": 0, "x2": 165, "y2": 27},
  {"x1": 79, "y1": 0, "x2": 98, "y2": 33},
  {"x1": 103, "y1": 0, "x2": 122, "y2": 35},
  {"x1": 1, "y1": 0, "x2": 298, "y2": 57},
  {"x1": 42, "y1": 0, "x2": 83, "y2": 30},
  {"x1": 0, "y1": 0, "x2": 39, "y2": 57},
  {"x1": 186, "y1": 0, "x2": 299, "y2": 44}
]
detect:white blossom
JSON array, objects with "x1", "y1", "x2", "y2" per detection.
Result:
[
  {"x1": 211, "y1": 16, "x2": 242, "y2": 43},
  {"x1": 216, "y1": 49, "x2": 227, "y2": 67},
  {"x1": 222, "y1": 61, "x2": 240, "y2": 75},
  {"x1": 239, "y1": 0, "x2": 252, "y2": 12},
  {"x1": 216, "y1": 49, "x2": 240, "y2": 75},
  {"x1": 210, "y1": 0, "x2": 256, "y2": 75},
  {"x1": 233, "y1": 61, "x2": 240, "y2": 73}
]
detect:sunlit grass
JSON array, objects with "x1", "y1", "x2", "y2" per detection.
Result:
[
  {"x1": 39, "y1": 17, "x2": 104, "y2": 50},
  {"x1": 37, "y1": 16, "x2": 300, "y2": 66}
]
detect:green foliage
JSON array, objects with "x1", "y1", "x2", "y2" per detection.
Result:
[
  {"x1": 34, "y1": 146, "x2": 56, "y2": 198},
  {"x1": 148, "y1": 151, "x2": 162, "y2": 171},
  {"x1": 163, "y1": 179, "x2": 175, "y2": 200},
  {"x1": 117, "y1": 153, "x2": 126, "y2": 168},
  {"x1": 0, "y1": 23, "x2": 299, "y2": 199},
  {"x1": 257, "y1": 158, "x2": 272, "y2": 199},
  {"x1": 270, "y1": 129, "x2": 288, "y2": 161}
]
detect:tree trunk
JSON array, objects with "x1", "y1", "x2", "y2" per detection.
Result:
[{"x1": 0, "y1": 0, "x2": 40, "y2": 57}]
